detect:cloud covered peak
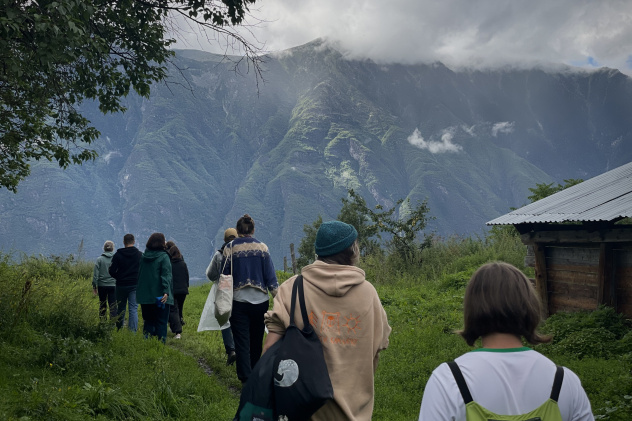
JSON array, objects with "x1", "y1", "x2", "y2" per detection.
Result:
[{"x1": 179, "y1": 0, "x2": 632, "y2": 76}]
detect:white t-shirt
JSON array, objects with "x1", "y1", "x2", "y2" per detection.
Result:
[{"x1": 418, "y1": 348, "x2": 594, "y2": 421}]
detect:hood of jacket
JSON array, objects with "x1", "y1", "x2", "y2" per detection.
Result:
[
  {"x1": 101, "y1": 251, "x2": 114, "y2": 258},
  {"x1": 142, "y1": 249, "x2": 167, "y2": 261},
  {"x1": 116, "y1": 246, "x2": 140, "y2": 258},
  {"x1": 301, "y1": 260, "x2": 365, "y2": 297},
  {"x1": 170, "y1": 257, "x2": 184, "y2": 264}
]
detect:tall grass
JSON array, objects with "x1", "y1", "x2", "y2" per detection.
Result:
[
  {"x1": 0, "y1": 253, "x2": 240, "y2": 420},
  {"x1": 362, "y1": 230, "x2": 631, "y2": 420},
  {"x1": 0, "y1": 231, "x2": 630, "y2": 420}
]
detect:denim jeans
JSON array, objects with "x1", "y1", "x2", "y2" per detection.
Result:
[
  {"x1": 229, "y1": 300, "x2": 269, "y2": 382},
  {"x1": 141, "y1": 303, "x2": 170, "y2": 343},
  {"x1": 97, "y1": 286, "x2": 117, "y2": 320},
  {"x1": 116, "y1": 285, "x2": 138, "y2": 332}
]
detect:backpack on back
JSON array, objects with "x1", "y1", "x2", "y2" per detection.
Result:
[{"x1": 447, "y1": 361, "x2": 565, "y2": 421}]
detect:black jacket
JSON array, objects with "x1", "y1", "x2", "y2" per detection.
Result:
[
  {"x1": 171, "y1": 257, "x2": 190, "y2": 295},
  {"x1": 108, "y1": 246, "x2": 143, "y2": 287}
]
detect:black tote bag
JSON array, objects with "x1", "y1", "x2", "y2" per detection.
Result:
[
  {"x1": 234, "y1": 340, "x2": 280, "y2": 421},
  {"x1": 273, "y1": 275, "x2": 334, "y2": 420}
]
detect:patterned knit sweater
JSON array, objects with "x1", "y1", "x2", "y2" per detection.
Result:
[{"x1": 222, "y1": 236, "x2": 278, "y2": 294}]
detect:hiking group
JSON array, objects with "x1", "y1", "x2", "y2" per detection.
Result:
[
  {"x1": 92, "y1": 233, "x2": 189, "y2": 340},
  {"x1": 92, "y1": 215, "x2": 594, "y2": 421}
]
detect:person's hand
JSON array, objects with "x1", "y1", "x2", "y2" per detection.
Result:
[
  {"x1": 160, "y1": 293, "x2": 168, "y2": 303},
  {"x1": 92, "y1": 288, "x2": 98, "y2": 296}
]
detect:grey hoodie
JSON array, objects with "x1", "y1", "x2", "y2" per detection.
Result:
[{"x1": 93, "y1": 251, "x2": 115, "y2": 288}]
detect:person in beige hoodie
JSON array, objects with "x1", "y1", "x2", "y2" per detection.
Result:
[{"x1": 264, "y1": 220, "x2": 391, "y2": 421}]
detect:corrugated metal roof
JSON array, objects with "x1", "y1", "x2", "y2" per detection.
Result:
[{"x1": 487, "y1": 161, "x2": 632, "y2": 225}]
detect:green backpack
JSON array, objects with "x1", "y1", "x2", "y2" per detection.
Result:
[{"x1": 447, "y1": 361, "x2": 565, "y2": 421}]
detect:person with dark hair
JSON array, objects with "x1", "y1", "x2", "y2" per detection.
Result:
[
  {"x1": 206, "y1": 228, "x2": 238, "y2": 365},
  {"x1": 418, "y1": 261, "x2": 593, "y2": 421},
  {"x1": 223, "y1": 214, "x2": 278, "y2": 383},
  {"x1": 109, "y1": 234, "x2": 143, "y2": 332},
  {"x1": 92, "y1": 240, "x2": 117, "y2": 320},
  {"x1": 167, "y1": 242, "x2": 189, "y2": 339},
  {"x1": 264, "y1": 220, "x2": 391, "y2": 420},
  {"x1": 136, "y1": 233, "x2": 173, "y2": 342}
]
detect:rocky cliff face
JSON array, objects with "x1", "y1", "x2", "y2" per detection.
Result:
[{"x1": 2, "y1": 40, "x2": 631, "y2": 274}]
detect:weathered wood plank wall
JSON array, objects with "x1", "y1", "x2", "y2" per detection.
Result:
[
  {"x1": 545, "y1": 246, "x2": 600, "y2": 313},
  {"x1": 614, "y1": 248, "x2": 632, "y2": 318}
]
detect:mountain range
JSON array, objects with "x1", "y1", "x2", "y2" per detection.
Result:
[{"x1": 1, "y1": 39, "x2": 631, "y2": 275}]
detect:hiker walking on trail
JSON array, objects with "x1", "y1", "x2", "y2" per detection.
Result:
[
  {"x1": 264, "y1": 220, "x2": 391, "y2": 420},
  {"x1": 109, "y1": 234, "x2": 142, "y2": 332},
  {"x1": 93, "y1": 240, "x2": 117, "y2": 320},
  {"x1": 137, "y1": 233, "x2": 173, "y2": 343},
  {"x1": 206, "y1": 227, "x2": 238, "y2": 365},
  {"x1": 166, "y1": 242, "x2": 189, "y2": 339},
  {"x1": 223, "y1": 214, "x2": 278, "y2": 383},
  {"x1": 418, "y1": 262, "x2": 593, "y2": 421}
]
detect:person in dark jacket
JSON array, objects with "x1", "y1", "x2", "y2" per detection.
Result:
[
  {"x1": 223, "y1": 214, "x2": 278, "y2": 383},
  {"x1": 166, "y1": 242, "x2": 189, "y2": 339},
  {"x1": 93, "y1": 240, "x2": 117, "y2": 320},
  {"x1": 109, "y1": 233, "x2": 143, "y2": 332},
  {"x1": 137, "y1": 233, "x2": 173, "y2": 343}
]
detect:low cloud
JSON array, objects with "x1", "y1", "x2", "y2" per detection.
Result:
[
  {"x1": 408, "y1": 128, "x2": 462, "y2": 153},
  {"x1": 176, "y1": 0, "x2": 632, "y2": 76},
  {"x1": 103, "y1": 151, "x2": 122, "y2": 164},
  {"x1": 492, "y1": 122, "x2": 515, "y2": 137}
]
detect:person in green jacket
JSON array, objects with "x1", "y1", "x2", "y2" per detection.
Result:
[
  {"x1": 137, "y1": 232, "x2": 173, "y2": 342},
  {"x1": 92, "y1": 240, "x2": 117, "y2": 320}
]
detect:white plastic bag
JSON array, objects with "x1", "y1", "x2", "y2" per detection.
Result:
[{"x1": 198, "y1": 283, "x2": 231, "y2": 331}]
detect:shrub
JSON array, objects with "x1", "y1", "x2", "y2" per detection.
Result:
[{"x1": 541, "y1": 306, "x2": 630, "y2": 343}]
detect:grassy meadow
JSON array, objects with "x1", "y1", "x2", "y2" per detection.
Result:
[{"x1": 0, "y1": 231, "x2": 631, "y2": 420}]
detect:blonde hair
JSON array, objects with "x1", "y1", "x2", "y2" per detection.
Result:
[{"x1": 103, "y1": 241, "x2": 115, "y2": 252}]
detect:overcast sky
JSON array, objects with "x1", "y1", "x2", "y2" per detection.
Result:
[{"x1": 174, "y1": 0, "x2": 632, "y2": 75}]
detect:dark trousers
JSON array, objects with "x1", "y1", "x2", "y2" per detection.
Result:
[
  {"x1": 168, "y1": 296, "x2": 183, "y2": 334},
  {"x1": 174, "y1": 293, "x2": 186, "y2": 322},
  {"x1": 229, "y1": 300, "x2": 269, "y2": 383},
  {"x1": 168, "y1": 293, "x2": 187, "y2": 334},
  {"x1": 222, "y1": 327, "x2": 236, "y2": 354},
  {"x1": 141, "y1": 303, "x2": 170, "y2": 343},
  {"x1": 98, "y1": 286, "x2": 117, "y2": 320}
]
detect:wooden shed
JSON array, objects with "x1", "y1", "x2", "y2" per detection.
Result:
[{"x1": 487, "y1": 162, "x2": 632, "y2": 318}]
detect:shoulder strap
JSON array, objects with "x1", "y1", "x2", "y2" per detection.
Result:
[
  {"x1": 289, "y1": 275, "x2": 309, "y2": 329},
  {"x1": 447, "y1": 361, "x2": 473, "y2": 404},
  {"x1": 296, "y1": 275, "x2": 310, "y2": 330},
  {"x1": 289, "y1": 275, "x2": 299, "y2": 326},
  {"x1": 550, "y1": 366, "x2": 564, "y2": 402},
  {"x1": 220, "y1": 241, "x2": 233, "y2": 273}
]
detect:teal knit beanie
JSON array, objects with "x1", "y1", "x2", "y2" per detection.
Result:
[{"x1": 314, "y1": 221, "x2": 358, "y2": 257}]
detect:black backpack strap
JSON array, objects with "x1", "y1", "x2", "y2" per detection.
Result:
[
  {"x1": 295, "y1": 275, "x2": 310, "y2": 331},
  {"x1": 289, "y1": 275, "x2": 299, "y2": 327},
  {"x1": 447, "y1": 361, "x2": 473, "y2": 404},
  {"x1": 289, "y1": 275, "x2": 309, "y2": 328},
  {"x1": 550, "y1": 366, "x2": 564, "y2": 402}
]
